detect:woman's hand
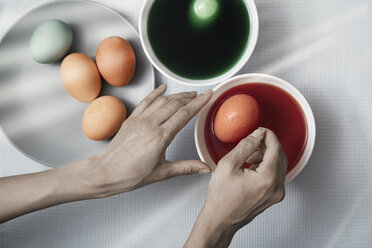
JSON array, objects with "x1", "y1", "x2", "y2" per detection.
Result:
[
  {"x1": 0, "y1": 85, "x2": 212, "y2": 223},
  {"x1": 92, "y1": 84, "x2": 213, "y2": 196},
  {"x1": 185, "y1": 128, "x2": 287, "y2": 248}
]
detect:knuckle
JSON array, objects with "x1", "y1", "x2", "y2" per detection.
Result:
[
  {"x1": 266, "y1": 128, "x2": 279, "y2": 140},
  {"x1": 183, "y1": 164, "x2": 194, "y2": 174},
  {"x1": 276, "y1": 188, "x2": 286, "y2": 202},
  {"x1": 169, "y1": 99, "x2": 183, "y2": 109},
  {"x1": 157, "y1": 96, "x2": 167, "y2": 104},
  {"x1": 260, "y1": 176, "x2": 276, "y2": 192},
  {"x1": 271, "y1": 187, "x2": 285, "y2": 204},
  {"x1": 139, "y1": 118, "x2": 153, "y2": 128},
  {"x1": 216, "y1": 159, "x2": 233, "y2": 173},
  {"x1": 179, "y1": 106, "x2": 192, "y2": 116},
  {"x1": 154, "y1": 128, "x2": 165, "y2": 139},
  {"x1": 218, "y1": 157, "x2": 229, "y2": 166},
  {"x1": 219, "y1": 155, "x2": 235, "y2": 167},
  {"x1": 140, "y1": 97, "x2": 152, "y2": 106},
  {"x1": 149, "y1": 128, "x2": 166, "y2": 144},
  {"x1": 159, "y1": 125, "x2": 171, "y2": 137},
  {"x1": 242, "y1": 136, "x2": 256, "y2": 146}
]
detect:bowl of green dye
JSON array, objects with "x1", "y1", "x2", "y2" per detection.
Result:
[{"x1": 139, "y1": 0, "x2": 259, "y2": 86}]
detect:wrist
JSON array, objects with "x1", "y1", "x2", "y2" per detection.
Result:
[
  {"x1": 54, "y1": 156, "x2": 110, "y2": 200},
  {"x1": 185, "y1": 208, "x2": 237, "y2": 248},
  {"x1": 83, "y1": 154, "x2": 145, "y2": 198}
]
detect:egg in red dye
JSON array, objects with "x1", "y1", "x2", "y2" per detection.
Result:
[{"x1": 213, "y1": 94, "x2": 261, "y2": 143}]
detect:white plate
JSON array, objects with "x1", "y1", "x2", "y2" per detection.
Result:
[{"x1": 0, "y1": 0, "x2": 155, "y2": 167}]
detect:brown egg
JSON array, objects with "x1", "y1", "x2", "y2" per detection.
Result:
[
  {"x1": 82, "y1": 96, "x2": 127, "y2": 141},
  {"x1": 60, "y1": 53, "x2": 101, "y2": 102},
  {"x1": 214, "y1": 94, "x2": 261, "y2": 143},
  {"x1": 96, "y1": 36, "x2": 136, "y2": 87}
]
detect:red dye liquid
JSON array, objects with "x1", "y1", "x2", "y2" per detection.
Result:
[{"x1": 204, "y1": 83, "x2": 308, "y2": 174}]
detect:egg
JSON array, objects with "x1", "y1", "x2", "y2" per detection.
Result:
[
  {"x1": 30, "y1": 19, "x2": 73, "y2": 63},
  {"x1": 60, "y1": 53, "x2": 101, "y2": 103},
  {"x1": 214, "y1": 94, "x2": 260, "y2": 143},
  {"x1": 96, "y1": 36, "x2": 136, "y2": 86},
  {"x1": 82, "y1": 96, "x2": 127, "y2": 141}
]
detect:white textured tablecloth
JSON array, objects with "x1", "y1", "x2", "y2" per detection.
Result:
[{"x1": 1, "y1": 0, "x2": 372, "y2": 247}]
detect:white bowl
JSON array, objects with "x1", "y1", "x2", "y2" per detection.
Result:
[
  {"x1": 139, "y1": 0, "x2": 259, "y2": 86},
  {"x1": 195, "y1": 73, "x2": 316, "y2": 183}
]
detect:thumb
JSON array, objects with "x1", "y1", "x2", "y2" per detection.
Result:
[
  {"x1": 219, "y1": 128, "x2": 265, "y2": 171},
  {"x1": 162, "y1": 160, "x2": 211, "y2": 178}
]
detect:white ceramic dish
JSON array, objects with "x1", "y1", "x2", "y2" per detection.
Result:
[
  {"x1": 139, "y1": 0, "x2": 259, "y2": 86},
  {"x1": 0, "y1": 0, "x2": 155, "y2": 167},
  {"x1": 195, "y1": 73, "x2": 316, "y2": 183}
]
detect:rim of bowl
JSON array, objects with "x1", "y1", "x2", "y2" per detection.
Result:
[
  {"x1": 195, "y1": 73, "x2": 316, "y2": 183},
  {"x1": 139, "y1": 0, "x2": 259, "y2": 87}
]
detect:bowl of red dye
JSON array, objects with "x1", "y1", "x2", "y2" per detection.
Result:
[{"x1": 195, "y1": 73, "x2": 316, "y2": 183}]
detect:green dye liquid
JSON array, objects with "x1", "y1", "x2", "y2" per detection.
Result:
[{"x1": 147, "y1": 0, "x2": 250, "y2": 80}]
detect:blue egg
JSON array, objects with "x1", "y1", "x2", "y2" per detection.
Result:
[{"x1": 30, "y1": 19, "x2": 73, "y2": 63}]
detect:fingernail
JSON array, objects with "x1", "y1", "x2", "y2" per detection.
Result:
[
  {"x1": 189, "y1": 91, "x2": 197, "y2": 95},
  {"x1": 201, "y1": 89, "x2": 213, "y2": 95},
  {"x1": 159, "y1": 84, "x2": 167, "y2": 89},
  {"x1": 251, "y1": 128, "x2": 264, "y2": 138},
  {"x1": 199, "y1": 169, "x2": 211, "y2": 174}
]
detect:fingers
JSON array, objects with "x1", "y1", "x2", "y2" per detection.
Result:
[
  {"x1": 256, "y1": 128, "x2": 287, "y2": 181},
  {"x1": 246, "y1": 150, "x2": 264, "y2": 165},
  {"x1": 160, "y1": 160, "x2": 211, "y2": 180},
  {"x1": 167, "y1": 91, "x2": 197, "y2": 101},
  {"x1": 152, "y1": 98, "x2": 195, "y2": 124},
  {"x1": 132, "y1": 84, "x2": 167, "y2": 115},
  {"x1": 144, "y1": 91, "x2": 197, "y2": 119},
  {"x1": 219, "y1": 129, "x2": 265, "y2": 172},
  {"x1": 162, "y1": 90, "x2": 213, "y2": 142}
]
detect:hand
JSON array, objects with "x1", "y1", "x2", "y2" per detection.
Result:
[
  {"x1": 93, "y1": 84, "x2": 213, "y2": 196},
  {"x1": 0, "y1": 85, "x2": 213, "y2": 223},
  {"x1": 185, "y1": 128, "x2": 287, "y2": 248}
]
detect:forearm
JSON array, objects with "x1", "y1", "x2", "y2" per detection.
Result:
[
  {"x1": 0, "y1": 157, "x2": 104, "y2": 223},
  {"x1": 185, "y1": 208, "x2": 236, "y2": 248}
]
